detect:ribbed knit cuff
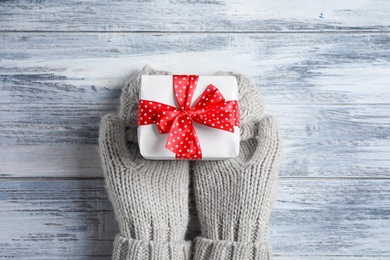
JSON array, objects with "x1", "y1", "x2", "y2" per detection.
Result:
[
  {"x1": 193, "y1": 237, "x2": 273, "y2": 260},
  {"x1": 112, "y1": 234, "x2": 192, "y2": 260}
]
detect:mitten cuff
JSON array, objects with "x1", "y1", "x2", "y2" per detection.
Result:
[
  {"x1": 193, "y1": 237, "x2": 273, "y2": 260},
  {"x1": 113, "y1": 234, "x2": 192, "y2": 260}
]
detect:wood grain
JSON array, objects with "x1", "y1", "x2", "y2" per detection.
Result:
[
  {"x1": 1, "y1": 179, "x2": 389, "y2": 259},
  {"x1": 1, "y1": 104, "x2": 389, "y2": 178},
  {"x1": 1, "y1": 0, "x2": 390, "y2": 32},
  {"x1": 1, "y1": 1, "x2": 390, "y2": 258},
  {"x1": 0, "y1": 145, "x2": 102, "y2": 178},
  {"x1": 1, "y1": 33, "x2": 390, "y2": 104}
]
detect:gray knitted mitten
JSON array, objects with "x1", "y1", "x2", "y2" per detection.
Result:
[
  {"x1": 99, "y1": 66, "x2": 191, "y2": 260},
  {"x1": 193, "y1": 74, "x2": 283, "y2": 260}
]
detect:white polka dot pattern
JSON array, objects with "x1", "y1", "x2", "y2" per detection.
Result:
[{"x1": 138, "y1": 75, "x2": 240, "y2": 159}]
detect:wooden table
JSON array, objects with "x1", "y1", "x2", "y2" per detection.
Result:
[{"x1": 1, "y1": 1, "x2": 389, "y2": 259}]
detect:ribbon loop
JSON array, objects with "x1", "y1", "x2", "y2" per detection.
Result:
[
  {"x1": 192, "y1": 84, "x2": 226, "y2": 110},
  {"x1": 138, "y1": 75, "x2": 239, "y2": 160}
]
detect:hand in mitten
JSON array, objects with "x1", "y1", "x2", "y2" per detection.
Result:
[
  {"x1": 99, "y1": 66, "x2": 191, "y2": 260},
  {"x1": 193, "y1": 73, "x2": 282, "y2": 260}
]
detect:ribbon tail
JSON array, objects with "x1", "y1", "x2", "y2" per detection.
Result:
[
  {"x1": 165, "y1": 113, "x2": 202, "y2": 160},
  {"x1": 175, "y1": 126, "x2": 202, "y2": 160}
]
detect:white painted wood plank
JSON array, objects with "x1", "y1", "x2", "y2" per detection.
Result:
[
  {"x1": 0, "y1": 104, "x2": 114, "y2": 144},
  {"x1": 271, "y1": 180, "x2": 390, "y2": 256},
  {"x1": 272, "y1": 104, "x2": 390, "y2": 178},
  {"x1": 1, "y1": 0, "x2": 390, "y2": 32},
  {"x1": 1, "y1": 33, "x2": 390, "y2": 104},
  {"x1": 0, "y1": 145, "x2": 102, "y2": 178},
  {"x1": 0, "y1": 179, "x2": 389, "y2": 258},
  {"x1": 1, "y1": 104, "x2": 389, "y2": 178},
  {"x1": 0, "y1": 179, "x2": 116, "y2": 259}
]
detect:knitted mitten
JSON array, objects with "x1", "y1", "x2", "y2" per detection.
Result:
[
  {"x1": 192, "y1": 74, "x2": 283, "y2": 260},
  {"x1": 99, "y1": 66, "x2": 191, "y2": 260}
]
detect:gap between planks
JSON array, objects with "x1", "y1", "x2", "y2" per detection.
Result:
[
  {"x1": 1, "y1": 177, "x2": 389, "y2": 181},
  {"x1": 1, "y1": 30, "x2": 390, "y2": 34}
]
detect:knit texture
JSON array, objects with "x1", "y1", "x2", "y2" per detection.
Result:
[
  {"x1": 99, "y1": 66, "x2": 192, "y2": 260},
  {"x1": 214, "y1": 71, "x2": 264, "y2": 141},
  {"x1": 100, "y1": 65, "x2": 280, "y2": 260},
  {"x1": 193, "y1": 115, "x2": 282, "y2": 259}
]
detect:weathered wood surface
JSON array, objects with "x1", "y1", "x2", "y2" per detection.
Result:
[
  {"x1": 1, "y1": 33, "x2": 390, "y2": 104},
  {"x1": 1, "y1": 0, "x2": 390, "y2": 32},
  {"x1": 1, "y1": 104, "x2": 389, "y2": 178},
  {"x1": 1, "y1": 179, "x2": 389, "y2": 259},
  {"x1": 1, "y1": 0, "x2": 390, "y2": 259}
]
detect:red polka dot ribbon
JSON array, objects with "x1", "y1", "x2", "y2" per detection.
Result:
[{"x1": 138, "y1": 75, "x2": 239, "y2": 160}]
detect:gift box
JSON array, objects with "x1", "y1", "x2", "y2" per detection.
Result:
[{"x1": 137, "y1": 75, "x2": 240, "y2": 160}]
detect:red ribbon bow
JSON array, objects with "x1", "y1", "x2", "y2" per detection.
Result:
[{"x1": 138, "y1": 75, "x2": 239, "y2": 159}]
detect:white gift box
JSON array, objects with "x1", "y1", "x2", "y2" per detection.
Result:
[{"x1": 137, "y1": 75, "x2": 240, "y2": 160}]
